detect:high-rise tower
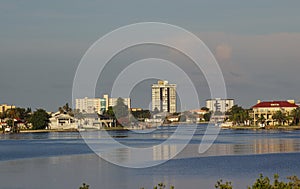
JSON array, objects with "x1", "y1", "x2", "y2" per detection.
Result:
[{"x1": 152, "y1": 80, "x2": 176, "y2": 113}]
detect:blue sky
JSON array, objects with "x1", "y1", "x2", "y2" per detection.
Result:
[{"x1": 1, "y1": 0, "x2": 300, "y2": 111}]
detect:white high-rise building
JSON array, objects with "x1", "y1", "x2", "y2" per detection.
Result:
[
  {"x1": 75, "y1": 97, "x2": 106, "y2": 114},
  {"x1": 76, "y1": 95, "x2": 131, "y2": 114},
  {"x1": 206, "y1": 98, "x2": 234, "y2": 113},
  {"x1": 152, "y1": 80, "x2": 176, "y2": 113}
]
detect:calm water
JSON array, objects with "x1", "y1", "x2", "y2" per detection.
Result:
[{"x1": 1, "y1": 124, "x2": 300, "y2": 189}]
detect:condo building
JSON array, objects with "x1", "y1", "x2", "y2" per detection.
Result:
[
  {"x1": 75, "y1": 97, "x2": 106, "y2": 114},
  {"x1": 75, "y1": 95, "x2": 131, "y2": 114},
  {"x1": 152, "y1": 80, "x2": 176, "y2": 113}
]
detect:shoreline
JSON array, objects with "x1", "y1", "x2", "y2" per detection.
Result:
[
  {"x1": 221, "y1": 125, "x2": 300, "y2": 130},
  {"x1": 2, "y1": 124, "x2": 300, "y2": 134}
]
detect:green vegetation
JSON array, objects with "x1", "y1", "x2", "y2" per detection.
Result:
[
  {"x1": 131, "y1": 109, "x2": 151, "y2": 121},
  {"x1": 272, "y1": 111, "x2": 288, "y2": 126},
  {"x1": 204, "y1": 112, "x2": 212, "y2": 122},
  {"x1": 226, "y1": 105, "x2": 251, "y2": 125},
  {"x1": 140, "y1": 182, "x2": 174, "y2": 189},
  {"x1": 79, "y1": 183, "x2": 89, "y2": 189},
  {"x1": 291, "y1": 107, "x2": 300, "y2": 126},
  {"x1": 212, "y1": 174, "x2": 300, "y2": 189},
  {"x1": 58, "y1": 103, "x2": 73, "y2": 116},
  {"x1": 30, "y1": 109, "x2": 51, "y2": 130}
]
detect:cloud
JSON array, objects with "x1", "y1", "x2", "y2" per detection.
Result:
[{"x1": 215, "y1": 43, "x2": 232, "y2": 63}]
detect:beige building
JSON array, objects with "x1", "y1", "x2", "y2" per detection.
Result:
[
  {"x1": 108, "y1": 97, "x2": 131, "y2": 109},
  {"x1": 206, "y1": 98, "x2": 234, "y2": 113},
  {"x1": 0, "y1": 104, "x2": 16, "y2": 114},
  {"x1": 75, "y1": 95, "x2": 131, "y2": 114},
  {"x1": 152, "y1": 80, "x2": 176, "y2": 113},
  {"x1": 75, "y1": 97, "x2": 106, "y2": 114},
  {"x1": 252, "y1": 100, "x2": 298, "y2": 126}
]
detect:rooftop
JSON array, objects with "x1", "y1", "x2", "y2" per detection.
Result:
[{"x1": 252, "y1": 101, "x2": 299, "y2": 108}]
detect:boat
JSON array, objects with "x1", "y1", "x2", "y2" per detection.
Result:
[{"x1": 220, "y1": 122, "x2": 233, "y2": 128}]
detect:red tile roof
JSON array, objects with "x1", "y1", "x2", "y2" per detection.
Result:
[{"x1": 252, "y1": 101, "x2": 299, "y2": 108}]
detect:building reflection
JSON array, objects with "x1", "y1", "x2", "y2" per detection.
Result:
[
  {"x1": 252, "y1": 138, "x2": 298, "y2": 154},
  {"x1": 204, "y1": 138, "x2": 300, "y2": 156},
  {"x1": 153, "y1": 144, "x2": 177, "y2": 161}
]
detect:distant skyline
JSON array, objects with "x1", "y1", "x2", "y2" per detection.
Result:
[{"x1": 1, "y1": 1, "x2": 300, "y2": 112}]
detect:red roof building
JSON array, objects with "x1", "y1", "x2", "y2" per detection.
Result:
[
  {"x1": 252, "y1": 100, "x2": 298, "y2": 126},
  {"x1": 252, "y1": 101, "x2": 298, "y2": 109}
]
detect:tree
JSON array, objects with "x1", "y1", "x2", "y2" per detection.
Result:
[
  {"x1": 113, "y1": 98, "x2": 129, "y2": 119},
  {"x1": 6, "y1": 108, "x2": 20, "y2": 133},
  {"x1": 131, "y1": 110, "x2": 151, "y2": 120},
  {"x1": 153, "y1": 107, "x2": 160, "y2": 114},
  {"x1": 79, "y1": 183, "x2": 89, "y2": 189},
  {"x1": 272, "y1": 111, "x2": 288, "y2": 126},
  {"x1": 201, "y1": 107, "x2": 209, "y2": 111},
  {"x1": 215, "y1": 180, "x2": 233, "y2": 189},
  {"x1": 227, "y1": 105, "x2": 250, "y2": 125},
  {"x1": 257, "y1": 115, "x2": 266, "y2": 125},
  {"x1": 103, "y1": 107, "x2": 115, "y2": 119},
  {"x1": 30, "y1": 109, "x2": 50, "y2": 130},
  {"x1": 203, "y1": 112, "x2": 212, "y2": 122},
  {"x1": 58, "y1": 103, "x2": 73, "y2": 115},
  {"x1": 291, "y1": 107, "x2": 300, "y2": 125}
]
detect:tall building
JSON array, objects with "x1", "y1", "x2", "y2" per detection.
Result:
[
  {"x1": 206, "y1": 98, "x2": 234, "y2": 113},
  {"x1": 75, "y1": 97, "x2": 106, "y2": 114},
  {"x1": 152, "y1": 80, "x2": 176, "y2": 113}
]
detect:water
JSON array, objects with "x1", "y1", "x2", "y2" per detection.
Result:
[{"x1": 0, "y1": 124, "x2": 300, "y2": 189}]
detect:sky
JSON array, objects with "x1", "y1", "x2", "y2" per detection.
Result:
[{"x1": 0, "y1": 0, "x2": 300, "y2": 112}]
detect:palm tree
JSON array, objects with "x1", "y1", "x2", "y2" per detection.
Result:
[
  {"x1": 257, "y1": 114, "x2": 266, "y2": 125},
  {"x1": 291, "y1": 107, "x2": 300, "y2": 125},
  {"x1": 6, "y1": 108, "x2": 20, "y2": 133},
  {"x1": 272, "y1": 110, "x2": 288, "y2": 126}
]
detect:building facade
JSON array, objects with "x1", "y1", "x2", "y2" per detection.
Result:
[
  {"x1": 108, "y1": 97, "x2": 131, "y2": 109},
  {"x1": 152, "y1": 80, "x2": 176, "y2": 113},
  {"x1": 206, "y1": 98, "x2": 234, "y2": 113},
  {"x1": 75, "y1": 95, "x2": 131, "y2": 114},
  {"x1": 75, "y1": 97, "x2": 106, "y2": 114},
  {"x1": 252, "y1": 100, "x2": 298, "y2": 126}
]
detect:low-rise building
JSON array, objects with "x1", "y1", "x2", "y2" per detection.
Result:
[
  {"x1": 252, "y1": 100, "x2": 298, "y2": 126},
  {"x1": 49, "y1": 112, "x2": 77, "y2": 129}
]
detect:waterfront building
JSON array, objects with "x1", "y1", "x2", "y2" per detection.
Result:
[
  {"x1": 75, "y1": 97, "x2": 106, "y2": 114},
  {"x1": 152, "y1": 80, "x2": 176, "y2": 113},
  {"x1": 75, "y1": 95, "x2": 131, "y2": 114},
  {"x1": 108, "y1": 97, "x2": 131, "y2": 109},
  {"x1": 0, "y1": 104, "x2": 16, "y2": 114},
  {"x1": 206, "y1": 98, "x2": 234, "y2": 113},
  {"x1": 49, "y1": 112, "x2": 76, "y2": 129},
  {"x1": 251, "y1": 100, "x2": 298, "y2": 126}
]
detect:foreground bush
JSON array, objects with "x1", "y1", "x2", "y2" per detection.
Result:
[
  {"x1": 216, "y1": 174, "x2": 300, "y2": 189},
  {"x1": 79, "y1": 174, "x2": 300, "y2": 189}
]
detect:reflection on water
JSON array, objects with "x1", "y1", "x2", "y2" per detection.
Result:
[
  {"x1": 203, "y1": 138, "x2": 300, "y2": 157},
  {"x1": 1, "y1": 126, "x2": 300, "y2": 188},
  {"x1": 1, "y1": 126, "x2": 300, "y2": 162},
  {"x1": 153, "y1": 145, "x2": 177, "y2": 161}
]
